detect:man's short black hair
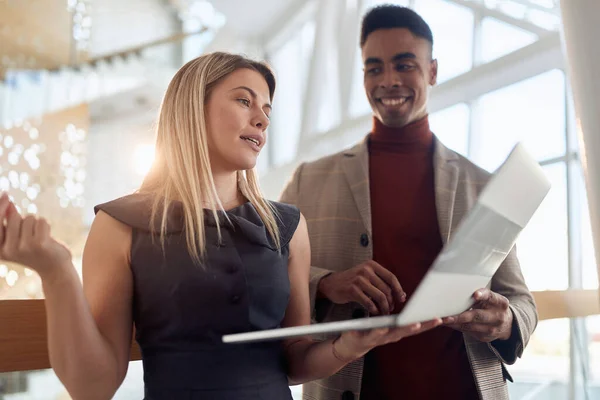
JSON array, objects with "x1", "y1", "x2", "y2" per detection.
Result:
[{"x1": 360, "y1": 4, "x2": 434, "y2": 49}]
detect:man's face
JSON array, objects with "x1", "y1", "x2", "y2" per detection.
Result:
[{"x1": 362, "y1": 28, "x2": 438, "y2": 128}]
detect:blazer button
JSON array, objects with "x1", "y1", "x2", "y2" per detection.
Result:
[
  {"x1": 360, "y1": 233, "x2": 369, "y2": 247},
  {"x1": 352, "y1": 309, "x2": 366, "y2": 319},
  {"x1": 342, "y1": 391, "x2": 354, "y2": 400}
]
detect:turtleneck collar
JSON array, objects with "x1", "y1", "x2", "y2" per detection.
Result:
[{"x1": 369, "y1": 115, "x2": 434, "y2": 153}]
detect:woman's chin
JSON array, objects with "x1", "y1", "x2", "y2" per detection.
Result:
[{"x1": 230, "y1": 158, "x2": 258, "y2": 172}]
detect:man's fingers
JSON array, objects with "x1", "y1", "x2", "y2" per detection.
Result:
[
  {"x1": 364, "y1": 270, "x2": 395, "y2": 310},
  {"x1": 358, "y1": 277, "x2": 390, "y2": 315},
  {"x1": 474, "y1": 289, "x2": 509, "y2": 310},
  {"x1": 352, "y1": 286, "x2": 379, "y2": 315},
  {"x1": 444, "y1": 309, "x2": 493, "y2": 325},
  {"x1": 445, "y1": 322, "x2": 501, "y2": 337},
  {"x1": 444, "y1": 309, "x2": 505, "y2": 335},
  {"x1": 366, "y1": 260, "x2": 406, "y2": 303}
]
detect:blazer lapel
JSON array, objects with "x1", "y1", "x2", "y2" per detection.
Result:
[
  {"x1": 433, "y1": 138, "x2": 460, "y2": 244},
  {"x1": 341, "y1": 138, "x2": 372, "y2": 237}
]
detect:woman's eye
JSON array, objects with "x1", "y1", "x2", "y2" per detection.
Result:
[{"x1": 238, "y1": 98, "x2": 251, "y2": 107}]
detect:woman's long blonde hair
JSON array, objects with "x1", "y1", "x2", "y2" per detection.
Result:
[{"x1": 139, "y1": 52, "x2": 281, "y2": 264}]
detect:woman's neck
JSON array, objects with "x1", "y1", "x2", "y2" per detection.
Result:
[{"x1": 207, "y1": 171, "x2": 245, "y2": 210}]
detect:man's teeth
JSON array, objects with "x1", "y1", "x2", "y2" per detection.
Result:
[
  {"x1": 243, "y1": 137, "x2": 259, "y2": 145},
  {"x1": 380, "y1": 98, "x2": 407, "y2": 106}
]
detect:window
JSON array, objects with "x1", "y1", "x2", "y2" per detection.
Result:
[
  {"x1": 470, "y1": 70, "x2": 570, "y2": 290},
  {"x1": 315, "y1": 44, "x2": 342, "y2": 134},
  {"x1": 518, "y1": 163, "x2": 569, "y2": 290},
  {"x1": 414, "y1": 0, "x2": 474, "y2": 83},
  {"x1": 268, "y1": 20, "x2": 315, "y2": 167},
  {"x1": 481, "y1": 17, "x2": 538, "y2": 63},
  {"x1": 472, "y1": 69, "x2": 566, "y2": 170},
  {"x1": 587, "y1": 315, "x2": 600, "y2": 388},
  {"x1": 348, "y1": 49, "x2": 371, "y2": 119},
  {"x1": 508, "y1": 319, "x2": 571, "y2": 397},
  {"x1": 428, "y1": 103, "x2": 470, "y2": 156}
]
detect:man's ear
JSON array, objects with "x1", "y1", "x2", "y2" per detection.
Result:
[{"x1": 429, "y1": 59, "x2": 438, "y2": 86}]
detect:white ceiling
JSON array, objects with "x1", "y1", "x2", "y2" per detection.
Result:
[{"x1": 210, "y1": 0, "x2": 301, "y2": 36}]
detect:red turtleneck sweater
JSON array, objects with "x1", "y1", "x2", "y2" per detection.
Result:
[{"x1": 360, "y1": 116, "x2": 478, "y2": 400}]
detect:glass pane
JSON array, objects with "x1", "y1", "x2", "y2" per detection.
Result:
[
  {"x1": 526, "y1": 9, "x2": 561, "y2": 31},
  {"x1": 349, "y1": 47, "x2": 371, "y2": 119},
  {"x1": 517, "y1": 163, "x2": 568, "y2": 291},
  {"x1": 269, "y1": 20, "x2": 315, "y2": 167},
  {"x1": 497, "y1": 0, "x2": 527, "y2": 19},
  {"x1": 481, "y1": 17, "x2": 538, "y2": 63},
  {"x1": 315, "y1": 47, "x2": 342, "y2": 134},
  {"x1": 428, "y1": 103, "x2": 470, "y2": 156},
  {"x1": 508, "y1": 318, "x2": 570, "y2": 399},
  {"x1": 472, "y1": 69, "x2": 566, "y2": 171},
  {"x1": 587, "y1": 315, "x2": 600, "y2": 390},
  {"x1": 414, "y1": 0, "x2": 474, "y2": 83}
]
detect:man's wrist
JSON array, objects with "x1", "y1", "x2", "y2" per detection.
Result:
[
  {"x1": 316, "y1": 272, "x2": 332, "y2": 299},
  {"x1": 498, "y1": 309, "x2": 515, "y2": 341}
]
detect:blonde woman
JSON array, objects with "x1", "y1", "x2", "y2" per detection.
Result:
[{"x1": 0, "y1": 52, "x2": 441, "y2": 399}]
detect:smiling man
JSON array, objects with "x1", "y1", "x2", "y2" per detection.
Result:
[{"x1": 279, "y1": 5, "x2": 537, "y2": 400}]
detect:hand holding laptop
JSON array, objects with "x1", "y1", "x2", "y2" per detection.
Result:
[
  {"x1": 442, "y1": 288, "x2": 513, "y2": 342},
  {"x1": 318, "y1": 260, "x2": 407, "y2": 315},
  {"x1": 330, "y1": 318, "x2": 444, "y2": 362}
]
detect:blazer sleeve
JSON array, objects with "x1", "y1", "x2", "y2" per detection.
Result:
[
  {"x1": 279, "y1": 163, "x2": 334, "y2": 323},
  {"x1": 487, "y1": 245, "x2": 538, "y2": 365}
]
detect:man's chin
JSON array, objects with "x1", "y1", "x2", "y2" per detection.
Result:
[{"x1": 378, "y1": 113, "x2": 412, "y2": 128}]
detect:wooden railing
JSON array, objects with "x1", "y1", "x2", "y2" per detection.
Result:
[
  {"x1": 0, "y1": 300, "x2": 141, "y2": 373},
  {"x1": 0, "y1": 290, "x2": 598, "y2": 373}
]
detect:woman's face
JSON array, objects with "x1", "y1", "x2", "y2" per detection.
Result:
[{"x1": 205, "y1": 68, "x2": 272, "y2": 173}]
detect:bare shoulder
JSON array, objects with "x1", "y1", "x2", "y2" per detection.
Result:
[
  {"x1": 83, "y1": 210, "x2": 132, "y2": 266},
  {"x1": 289, "y1": 212, "x2": 309, "y2": 261}
]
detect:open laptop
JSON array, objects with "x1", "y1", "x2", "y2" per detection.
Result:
[{"x1": 222, "y1": 142, "x2": 551, "y2": 344}]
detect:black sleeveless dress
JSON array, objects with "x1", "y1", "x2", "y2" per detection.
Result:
[{"x1": 94, "y1": 193, "x2": 300, "y2": 400}]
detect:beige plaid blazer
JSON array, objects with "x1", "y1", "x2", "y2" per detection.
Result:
[{"x1": 279, "y1": 137, "x2": 538, "y2": 400}]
